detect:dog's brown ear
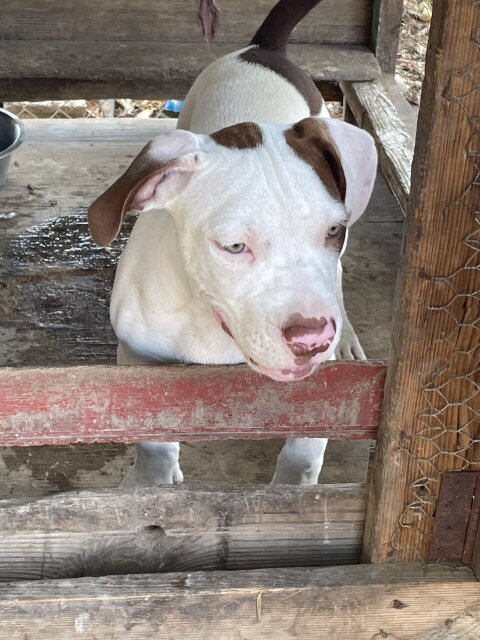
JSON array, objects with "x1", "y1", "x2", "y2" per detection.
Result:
[
  {"x1": 285, "y1": 118, "x2": 346, "y2": 203},
  {"x1": 314, "y1": 118, "x2": 377, "y2": 226},
  {"x1": 88, "y1": 131, "x2": 202, "y2": 247},
  {"x1": 285, "y1": 117, "x2": 377, "y2": 226}
]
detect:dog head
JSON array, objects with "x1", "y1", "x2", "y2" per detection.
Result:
[{"x1": 89, "y1": 117, "x2": 377, "y2": 381}]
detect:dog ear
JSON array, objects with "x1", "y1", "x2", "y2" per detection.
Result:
[
  {"x1": 316, "y1": 118, "x2": 377, "y2": 226},
  {"x1": 88, "y1": 130, "x2": 203, "y2": 246}
]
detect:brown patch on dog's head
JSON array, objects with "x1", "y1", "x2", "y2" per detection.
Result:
[
  {"x1": 285, "y1": 118, "x2": 346, "y2": 202},
  {"x1": 211, "y1": 122, "x2": 263, "y2": 150}
]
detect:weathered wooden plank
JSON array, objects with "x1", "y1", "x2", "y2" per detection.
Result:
[
  {"x1": 427, "y1": 472, "x2": 479, "y2": 561},
  {"x1": 379, "y1": 73, "x2": 419, "y2": 140},
  {"x1": 0, "y1": 563, "x2": 478, "y2": 639},
  {"x1": 363, "y1": 0, "x2": 480, "y2": 563},
  {"x1": 0, "y1": 42, "x2": 381, "y2": 101},
  {"x1": 407, "y1": 603, "x2": 480, "y2": 640},
  {"x1": 0, "y1": 483, "x2": 366, "y2": 580},
  {"x1": 341, "y1": 79, "x2": 414, "y2": 214},
  {"x1": 1, "y1": 0, "x2": 372, "y2": 45},
  {"x1": 371, "y1": 0, "x2": 403, "y2": 73},
  {"x1": 0, "y1": 361, "x2": 386, "y2": 445}
]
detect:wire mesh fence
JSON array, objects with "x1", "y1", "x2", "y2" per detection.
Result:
[
  {"x1": 388, "y1": 0, "x2": 480, "y2": 561},
  {"x1": 4, "y1": 99, "x2": 174, "y2": 119}
]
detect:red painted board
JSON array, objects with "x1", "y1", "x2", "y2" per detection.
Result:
[{"x1": 0, "y1": 361, "x2": 386, "y2": 446}]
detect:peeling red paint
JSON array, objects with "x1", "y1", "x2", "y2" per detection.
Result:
[{"x1": 0, "y1": 361, "x2": 386, "y2": 446}]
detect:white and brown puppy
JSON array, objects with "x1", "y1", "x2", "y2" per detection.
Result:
[{"x1": 88, "y1": 0, "x2": 377, "y2": 486}]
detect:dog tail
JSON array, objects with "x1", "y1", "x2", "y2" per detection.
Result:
[{"x1": 250, "y1": 0, "x2": 322, "y2": 53}]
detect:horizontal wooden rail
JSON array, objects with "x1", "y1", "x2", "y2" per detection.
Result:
[
  {"x1": 0, "y1": 483, "x2": 366, "y2": 580},
  {"x1": 1, "y1": 563, "x2": 478, "y2": 639},
  {"x1": 0, "y1": 361, "x2": 386, "y2": 446},
  {"x1": 0, "y1": 43, "x2": 381, "y2": 101}
]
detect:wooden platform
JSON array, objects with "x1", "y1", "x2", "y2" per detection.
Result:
[{"x1": 0, "y1": 117, "x2": 403, "y2": 495}]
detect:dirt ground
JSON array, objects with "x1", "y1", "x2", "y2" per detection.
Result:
[{"x1": 397, "y1": 0, "x2": 431, "y2": 105}]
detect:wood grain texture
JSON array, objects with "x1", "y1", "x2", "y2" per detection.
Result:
[
  {"x1": 0, "y1": 483, "x2": 366, "y2": 580},
  {"x1": 0, "y1": 362, "x2": 386, "y2": 445},
  {"x1": 399, "y1": 603, "x2": 480, "y2": 640},
  {"x1": 341, "y1": 78, "x2": 414, "y2": 214},
  {"x1": 0, "y1": 563, "x2": 478, "y2": 639},
  {"x1": 1, "y1": 0, "x2": 372, "y2": 44},
  {"x1": 0, "y1": 42, "x2": 381, "y2": 101},
  {"x1": 363, "y1": 0, "x2": 480, "y2": 563}
]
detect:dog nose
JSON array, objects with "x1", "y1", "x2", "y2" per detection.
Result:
[{"x1": 283, "y1": 317, "x2": 336, "y2": 358}]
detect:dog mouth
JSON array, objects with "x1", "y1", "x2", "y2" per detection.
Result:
[
  {"x1": 211, "y1": 307, "x2": 320, "y2": 381},
  {"x1": 212, "y1": 306, "x2": 234, "y2": 338}
]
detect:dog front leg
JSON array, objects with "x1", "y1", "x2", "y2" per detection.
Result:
[
  {"x1": 117, "y1": 342, "x2": 183, "y2": 488},
  {"x1": 272, "y1": 438, "x2": 328, "y2": 485},
  {"x1": 335, "y1": 260, "x2": 366, "y2": 360}
]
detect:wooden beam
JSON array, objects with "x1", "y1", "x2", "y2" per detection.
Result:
[
  {"x1": 0, "y1": 563, "x2": 478, "y2": 639},
  {"x1": 370, "y1": 0, "x2": 404, "y2": 73},
  {"x1": 341, "y1": 79, "x2": 414, "y2": 214},
  {"x1": 0, "y1": 43, "x2": 380, "y2": 101},
  {"x1": 0, "y1": 362, "x2": 386, "y2": 446},
  {"x1": 0, "y1": 483, "x2": 366, "y2": 580},
  {"x1": 363, "y1": 0, "x2": 480, "y2": 563}
]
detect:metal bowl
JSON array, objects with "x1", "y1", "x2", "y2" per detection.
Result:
[{"x1": 0, "y1": 108, "x2": 25, "y2": 186}]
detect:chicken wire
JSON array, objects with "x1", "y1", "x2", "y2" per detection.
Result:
[{"x1": 3, "y1": 99, "x2": 172, "y2": 119}]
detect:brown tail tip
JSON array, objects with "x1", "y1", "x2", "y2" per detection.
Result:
[{"x1": 196, "y1": 0, "x2": 221, "y2": 42}]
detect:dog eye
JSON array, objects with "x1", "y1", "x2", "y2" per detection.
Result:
[
  {"x1": 327, "y1": 225, "x2": 342, "y2": 237},
  {"x1": 224, "y1": 243, "x2": 247, "y2": 254}
]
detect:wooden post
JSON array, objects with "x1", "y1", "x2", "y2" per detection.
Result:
[
  {"x1": 363, "y1": 0, "x2": 480, "y2": 563},
  {"x1": 370, "y1": 0, "x2": 403, "y2": 73}
]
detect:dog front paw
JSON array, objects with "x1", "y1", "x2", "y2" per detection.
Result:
[
  {"x1": 336, "y1": 323, "x2": 366, "y2": 360},
  {"x1": 121, "y1": 442, "x2": 184, "y2": 488},
  {"x1": 121, "y1": 462, "x2": 184, "y2": 488}
]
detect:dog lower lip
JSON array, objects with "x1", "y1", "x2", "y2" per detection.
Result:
[{"x1": 248, "y1": 359, "x2": 316, "y2": 380}]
